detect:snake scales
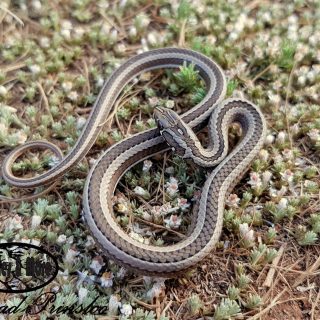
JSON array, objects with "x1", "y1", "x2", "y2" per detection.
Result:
[{"x1": 2, "y1": 48, "x2": 266, "y2": 276}]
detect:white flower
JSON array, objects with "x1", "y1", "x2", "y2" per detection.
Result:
[
  {"x1": 164, "y1": 214, "x2": 182, "y2": 229},
  {"x1": 14, "y1": 131, "x2": 27, "y2": 144},
  {"x1": 115, "y1": 200, "x2": 130, "y2": 214},
  {"x1": 148, "y1": 96, "x2": 159, "y2": 107},
  {"x1": 146, "y1": 281, "x2": 166, "y2": 300},
  {"x1": 304, "y1": 180, "x2": 317, "y2": 190},
  {"x1": 39, "y1": 37, "x2": 50, "y2": 48},
  {"x1": 129, "y1": 231, "x2": 145, "y2": 243},
  {"x1": 116, "y1": 267, "x2": 127, "y2": 279},
  {"x1": 137, "y1": 13, "x2": 150, "y2": 28},
  {"x1": 142, "y1": 211, "x2": 152, "y2": 221},
  {"x1": 202, "y1": 18, "x2": 211, "y2": 30},
  {"x1": 110, "y1": 29, "x2": 118, "y2": 42},
  {"x1": 308, "y1": 129, "x2": 320, "y2": 142},
  {"x1": 29, "y1": 64, "x2": 41, "y2": 75},
  {"x1": 291, "y1": 123, "x2": 300, "y2": 135},
  {"x1": 140, "y1": 72, "x2": 151, "y2": 82},
  {"x1": 77, "y1": 117, "x2": 87, "y2": 130},
  {"x1": 273, "y1": 154, "x2": 283, "y2": 163},
  {"x1": 262, "y1": 170, "x2": 272, "y2": 186},
  {"x1": 85, "y1": 235, "x2": 95, "y2": 248},
  {"x1": 90, "y1": 256, "x2": 105, "y2": 274},
  {"x1": 265, "y1": 134, "x2": 275, "y2": 145},
  {"x1": 276, "y1": 131, "x2": 286, "y2": 144},
  {"x1": 57, "y1": 234, "x2": 67, "y2": 245},
  {"x1": 65, "y1": 248, "x2": 79, "y2": 264},
  {"x1": 31, "y1": 215, "x2": 42, "y2": 229},
  {"x1": 68, "y1": 91, "x2": 78, "y2": 101},
  {"x1": 31, "y1": 0, "x2": 42, "y2": 10},
  {"x1": 282, "y1": 149, "x2": 294, "y2": 160},
  {"x1": 165, "y1": 100, "x2": 175, "y2": 109},
  {"x1": 229, "y1": 31, "x2": 238, "y2": 41},
  {"x1": 20, "y1": 238, "x2": 31, "y2": 243},
  {"x1": 129, "y1": 26, "x2": 137, "y2": 38},
  {"x1": 151, "y1": 203, "x2": 171, "y2": 217},
  {"x1": 165, "y1": 177, "x2": 179, "y2": 197},
  {"x1": 270, "y1": 186, "x2": 287, "y2": 198},
  {"x1": 248, "y1": 172, "x2": 262, "y2": 189},
  {"x1": 78, "y1": 287, "x2": 88, "y2": 304},
  {"x1": 6, "y1": 215, "x2": 23, "y2": 231},
  {"x1": 62, "y1": 81, "x2": 73, "y2": 92},
  {"x1": 239, "y1": 223, "x2": 255, "y2": 247},
  {"x1": 61, "y1": 29, "x2": 71, "y2": 39},
  {"x1": 142, "y1": 160, "x2": 153, "y2": 172},
  {"x1": 114, "y1": 44, "x2": 126, "y2": 55},
  {"x1": 226, "y1": 194, "x2": 240, "y2": 207},
  {"x1": 61, "y1": 20, "x2": 73, "y2": 30},
  {"x1": 89, "y1": 157, "x2": 97, "y2": 167},
  {"x1": 101, "y1": 21, "x2": 111, "y2": 34},
  {"x1": 96, "y1": 76, "x2": 104, "y2": 87},
  {"x1": 177, "y1": 198, "x2": 190, "y2": 211},
  {"x1": 100, "y1": 272, "x2": 113, "y2": 288},
  {"x1": 277, "y1": 198, "x2": 288, "y2": 210},
  {"x1": 281, "y1": 169, "x2": 294, "y2": 184},
  {"x1": 74, "y1": 26, "x2": 85, "y2": 39},
  {"x1": 297, "y1": 75, "x2": 306, "y2": 86},
  {"x1": 259, "y1": 149, "x2": 269, "y2": 162},
  {"x1": 0, "y1": 85, "x2": 8, "y2": 97},
  {"x1": 120, "y1": 304, "x2": 133, "y2": 317},
  {"x1": 31, "y1": 238, "x2": 40, "y2": 246},
  {"x1": 58, "y1": 269, "x2": 69, "y2": 281},
  {"x1": 108, "y1": 294, "x2": 121, "y2": 316},
  {"x1": 165, "y1": 166, "x2": 175, "y2": 175},
  {"x1": 147, "y1": 32, "x2": 157, "y2": 46},
  {"x1": 134, "y1": 186, "x2": 150, "y2": 200}
]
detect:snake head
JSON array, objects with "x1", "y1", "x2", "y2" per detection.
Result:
[{"x1": 154, "y1": 107, "x2": 191, "y2": 157}]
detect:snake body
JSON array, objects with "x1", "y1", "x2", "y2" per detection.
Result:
[{"x1": 2, "y1": 48, "x2": 266, "y2": 276}]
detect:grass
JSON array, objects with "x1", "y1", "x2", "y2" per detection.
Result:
[{"x1": 0, "y1": 0, "x2": 320, "y2": 319}]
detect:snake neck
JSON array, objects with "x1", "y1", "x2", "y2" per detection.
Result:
[{"x1": 169, "y1": 100, "x2": 265, "y2": 169}]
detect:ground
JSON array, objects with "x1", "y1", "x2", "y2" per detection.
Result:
[{"x1": 0, "y1": 0, "x2": 319, "y2": 319}]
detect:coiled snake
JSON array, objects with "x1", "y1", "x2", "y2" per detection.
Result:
[{"x1": 2, "y1": 48, "x2": 266, "y2": 276}]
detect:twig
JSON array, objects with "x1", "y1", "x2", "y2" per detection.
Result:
[
  {"x1": 293, "y1": 255, "x2": 320, "y2": 288},
  {"x1": 37, "y1": 82, "x2": 53, "y2": 122},
  {"x1": 0, "y1": 4, "x2": 24, "y2": 26},
  {"x1": 178, "y1": 19, "x2": 187, "y2": 47},
  {"x1": 248, "y1": 289, "x2": 287, "y2": 320},
  {"x1": 124, "y1": 288, "x2": 157, "y2": 310},
  {"x1": 311, "y1": 290, "x2": 320, "y2": 320},
  {"x1": 263, "y1": 244, "x2": 285, "y2": 287},
  {"x1": 252, "y1": 64, "x2": 273, "y2": 83},
  {"x1": 0, "y1": 181, "x2": 60, "y2": 204},
  {"x1": 0, "y1": 62, "x2": 26, "y2": 73},
  {"x1": 134, "y1": 216, "x2": 186, "y2": 239},
  {"x1": 284, "y1": 60, "x2": 298, "y2": 149}
]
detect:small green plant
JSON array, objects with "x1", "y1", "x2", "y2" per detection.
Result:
[
  {"x1": 214, "y1": 298, "x2": 241, "y2": 320},
  {"x1": 187, "y1": 294, "x2": 203, "y2": 315},
  {"x1": 277, "y1": 40, "x2": 296, "y2": 70},
  {"x1": 309, "y1": 214, "x2": 320, "y2": 234},
  {"x1": 295, "y1": 226, "x2": 318, "y2": 246},
  {"x1": 173, "y1": 62, "x2": 201, "y2": 93},
  {"x1": 245, "y1": 293, "x2": 262, "y2": 309}
]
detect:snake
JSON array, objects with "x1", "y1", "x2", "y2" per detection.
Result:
[{"x1": 2, "y1": 48, "x2": 266, "y2": 277}]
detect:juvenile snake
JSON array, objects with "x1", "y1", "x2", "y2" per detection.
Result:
[{"x1": 2, "y1": 48, "x2": 266, "y2": 276}]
